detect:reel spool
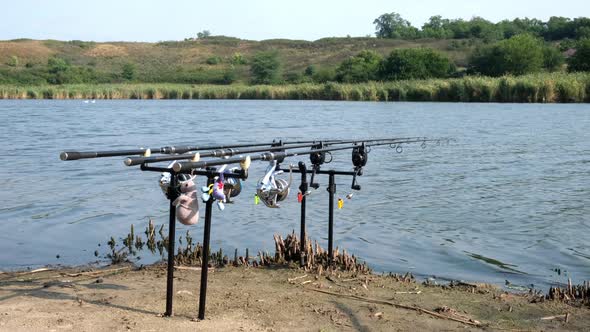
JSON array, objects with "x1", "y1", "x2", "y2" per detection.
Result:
[
  {"x1": 159, "y1": 161, "x2": 194, "y2": 198},
  {"x1": 223, "y1": 167, "x2": 242, "y2": 200},
  {"x1": 256, "y1": 160, "x2": 292, "y2": 208}
]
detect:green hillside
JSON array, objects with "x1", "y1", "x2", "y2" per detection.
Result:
[
  {"x1": 0, "y1": 37, "x2": 475, "y2": 85},
  {"x1": 1, "y1": 13, "x2": 589, "y2": 102}
]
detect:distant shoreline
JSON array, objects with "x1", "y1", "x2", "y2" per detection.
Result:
[{"x1": 1, "y1": 73, "x2": 589, "y2": 103}]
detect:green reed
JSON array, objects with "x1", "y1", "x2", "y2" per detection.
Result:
[{"x1": 1, "y1": 73, "x2": 588, "y2": 102}]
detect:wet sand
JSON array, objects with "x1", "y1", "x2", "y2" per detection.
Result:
[{"x1": 1, "y1": 263, "x2": 588, "y2": 331}]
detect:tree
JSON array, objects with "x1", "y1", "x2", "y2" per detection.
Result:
[
  {"x1": 197, "y1": 30, "x2": 211, "y2": 39},
  {"x1": 222, "y1": 67, "x2": 236, "y2": 84},
  {"x1": 543, "y1": 46, "x2": 565, "y2": 71},
  {"x1": 469, "y1": 34, "x2": 545, "y2": 76},
  {"x1": 373, "y1": 12, "x2": 419, "y2": 39},
  {"x1": 545, "y1": 17, "x2": 574, "y2": 40},
  {"x1": 121, "y1": 63, "x2": 136, "y2": 81},
  {"x1": 250, "y1": 51, "x2": 282, "y2": 84},
  {"x1": 336, "y1": 50, "x2": 383, "y2": 83},
  {"x1": 467, "y1": 17, "x2": 498, "y2": 40},
  {"x1": 48, "y1": 57, "x2": 69, "y2": 74},
  {"x1": 576, "y1": 26, "x2": 590, "y2": 40},
  {"x1": 379, "y1": 48, "x2": 455, "y2": 80},
  {"x1": 45, "y1": 57, "x2": 98, "y2": 84},
  {"x1": 47, "y1": 57, "x2": 70, "y2": 84},
  {"x1": 312, "y1": 67, "x2": 337, "y2": 83},
  {"x1": 422, "y1": 16, "x2": 452, "y2": 39},
  {"x1": 304, "y1": 65, "x2": 316, "y2": 77},
  {"x1": 445, "y1": 19, "x2": 471, "y2": 39},
  {"x1": 567, "y1": 39, "x2": 590, "y2": 72}
]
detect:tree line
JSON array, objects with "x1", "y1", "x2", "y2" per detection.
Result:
[
  {"x1": 2, "y1": 12, "x2": 590, "y2": 86},
  {"x1": 374, "y1": 12, "x2": 590, "y2": 41},
  {"x1": 257, "y1": 36, "x2": 590, "y2": 84},
  {"x1": 2, "y1": 36, "x2": 589, "y2": 86}
]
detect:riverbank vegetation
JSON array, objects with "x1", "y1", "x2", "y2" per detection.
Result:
[
  {"x1": 1, "y1": 13, "x2": 590, "y2": 101},
  {"x1": 1, "y1": 72, "x2": 588, "y2": 102}
]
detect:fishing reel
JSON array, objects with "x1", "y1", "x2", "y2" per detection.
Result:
[
  {"x1": 256, "y1": 160, "x2": 292, "y2": 208},
  {"x1": 221, "y1": 167, "x2": 243, "y2": 202},
  {"x1": 159, "y1": 161, "x2": 195, "y2": 198},
  {"x1": 350, "y1": 143, "x2": 368, "y2": 191},
  {"x1": 309, "y1": 142, "x2": 327, "y2": 189},
  {"x1": 199, "y1": 164, "x2": 245, "y2": 210}
]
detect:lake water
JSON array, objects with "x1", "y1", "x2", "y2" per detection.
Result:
[{"x1": 0, "y1": 100, "x2": 588, "y2": 290}]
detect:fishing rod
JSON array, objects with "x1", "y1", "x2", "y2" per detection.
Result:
[
  {"x1": 123, "y1": 137, "x2": 427, "y2": 166},
  {"x1": 171, "y1": 138, "x2": 443, "y2": 173},
  {"x1": 59, "y1": 139, "x2": 330, "y2": 161}
]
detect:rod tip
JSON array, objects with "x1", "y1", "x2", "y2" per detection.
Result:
[{"x1": 59, "y1": 152, "x2": 68, "y2": 161}]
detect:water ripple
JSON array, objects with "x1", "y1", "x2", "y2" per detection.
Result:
[{"x1": 0, "y1": 100, "x2": 588, "y2": 289}]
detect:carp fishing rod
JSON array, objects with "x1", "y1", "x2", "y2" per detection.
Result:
[
  {"x1": 124, "y1": 137, "x2": 428, "y2": 166},
  {"x1": 171, "y1": 137, "x2": 444, "y2": 173},
  {"x1": 57, "y1": 135, "x2": 453, "y2": 320},
  {"x1": 59, "y1": 139, "x2": 336, "y2": 161}
]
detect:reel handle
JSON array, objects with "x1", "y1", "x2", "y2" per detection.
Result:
[
  {"x1": 350, "y1": 168, "x2": 362, "y2": 191},
  {"x1": 309, "y1": 166, "x2": 320, "y2": 189}
]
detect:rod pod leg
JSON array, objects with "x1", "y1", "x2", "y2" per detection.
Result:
[
  {"x1": 298, "y1": 162, "x2": 308, "y2": 268},
  {"x1": 198, "y1": 175, "x2": 215, "y2": 320},
  {"x1": 165, "y1": 173, "x2": 178, "y2": 317},
  {"x1": 327, "y1": 172, "x2": 336, "y2": 265}
]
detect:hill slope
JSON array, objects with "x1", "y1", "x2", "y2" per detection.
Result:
[{"x1": 0, "y1": 37, "x2": 473, "y2": 84}]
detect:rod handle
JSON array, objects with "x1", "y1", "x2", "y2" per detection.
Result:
[{"x1": 60, "y1": 151, "x2": 94, "y2": 161}]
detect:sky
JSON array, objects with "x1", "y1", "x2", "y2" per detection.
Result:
[{"x1": 1, "y1": 0, "x2": 588, "y2": 42}]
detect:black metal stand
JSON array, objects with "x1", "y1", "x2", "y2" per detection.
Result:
[
  {"x1": 297, "y1": 162, "x2": 308, "y2": 268},
  {"x1": 286, "y1": 165, "x2": 358, "y2": 267},
  {"x1": 165, "y1": 173, "x2": 178, "y2": 316},
  {"x1": 327, "y1": 172, "x2": 335, "y2": 265},
  {"x1": 198, "y1": 175, "x2": 214, "y2": 320},
  {"x1": 140, "y1": 164, "x2": 247, "y2": 320}
]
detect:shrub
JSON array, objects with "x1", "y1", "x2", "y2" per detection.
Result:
[
  {"x1": 7, "y1": 56, "x2": 19, "y2": 67},
  {"x1": 284, "y1": 72, "x2": 305, "y2": 84},
  {"x1": 543, "y1": 46, "x2": 565, "y2": 71},
  {"x1": 205, "y1": 56, "x2": 222, "y2": 65},
  {"x1": 336, "y1": 50, "x2": 383, "y2": 83},
  {"x1": 470, "y1": 34, "x2": 544, "y2": 76},
  {"x1": 312, "y1": 67, "x2": 337, "y2": 83},
  {"x1": 121, "y1": 63, "x2": 136, "y2": 81},
  {"x1": 250, "y1": 51, "x2": 282, "y2": 84},
  {"x1": 230, "y1": 53, "x2": 247, "y2": 65},
  {"x1": 380, "y1": 48, "x2": 455, "y2": 80},
  {"x1": 567, "y1": 39, "x2": 590, "y2": 72}
]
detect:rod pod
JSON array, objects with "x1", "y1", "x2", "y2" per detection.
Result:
[
  {"x1": 165, "y1": 173, "x2": 178, "y2": 316},
  {"x1": 298, "y1": 162, "x2": 308, "y2": 268}
]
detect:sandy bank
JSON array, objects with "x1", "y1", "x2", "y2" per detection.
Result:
[{"x1": 1, "y1": 263, "x2": 588, "y2": 331}]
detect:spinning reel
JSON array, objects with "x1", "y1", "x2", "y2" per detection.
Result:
[
  {"x1": 159, "y1": 161, "x2": 194, "y2": 198},
  {"x1": 222, "y1": 168, "x2": 242, "y2": 202},
  {"x1": 200, "y1": 164, "x2": 245, "y2": 210},
  {"x1": 309, "y1": 142, "x2": 329, "y2": 189},
  {"x1": 256, "y1": 160, "x2": 292, "y2": 208},
  {"x1": 351, "y1": 143, "x2": 368, "y2": 190}
]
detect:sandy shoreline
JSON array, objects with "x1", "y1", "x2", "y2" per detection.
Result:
[{"x1": 1, "y1": 263, "x2": 588, "y2": 331}]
